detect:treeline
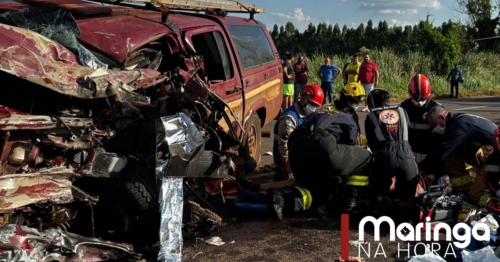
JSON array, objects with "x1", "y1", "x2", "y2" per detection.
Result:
[{"x1": 269, "y1": 1, "x2": 500, "y2": 76}]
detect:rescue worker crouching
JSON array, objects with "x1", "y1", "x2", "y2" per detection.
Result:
[
  {"x1": 282, "y1": 82, "x2": 372, "y2": 217},
  {"x1": 333, "y1": 82, "x2": 372, "y2": 212},
  {"x1": 425, "y1": 106, "x2": 497, "y2": 207},
  {"x1": 400, "y1": 74, "x2": 446, "y2": 183},
  {"x1": 364, "y1": 88, "x2": 419, "y2": 223},
  {"x1": 273, "y1": 84, "x2": 324, "y2": 182}
]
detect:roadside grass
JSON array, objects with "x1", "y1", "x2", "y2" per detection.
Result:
[{"x1": 302, "y1": 50, "x2": 500, "y2": 102}]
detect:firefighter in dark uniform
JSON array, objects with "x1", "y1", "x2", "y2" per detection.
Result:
[
  {"x1": 425, "y1": 106, "x2": 497, "y2": 207},
  {"x1": 400, "y1": 74, "x2": 445, "y2": 182},
  {"x1": 268, "y1": 83, "x2": 370, "y2": 219},
  {"x1": 273, "y1": 84, "x2": 324, "y2": 181},
  {"x1": 285, "y1": 83, "x2": 372, "y2": 215},
  {"x1": 332, "y1": 82, "x2": 371, "y2": 212},
  {"x1": 364, "y1": 88, "x2": 419, "y2": 220}
]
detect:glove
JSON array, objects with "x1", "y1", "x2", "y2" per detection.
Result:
[
  {"x1": 476, "y1": 145, "x2": 494, "y2": 163},
  {"x1": 356, "y1": 134, "x2": 367, "y2": 146}
]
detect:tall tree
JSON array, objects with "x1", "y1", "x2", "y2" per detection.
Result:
[{"x1": 456, "y1": 0, "x2": 500, "y2": 51}]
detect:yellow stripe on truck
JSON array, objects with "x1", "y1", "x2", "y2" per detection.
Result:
[
  {"x1": 227, "y1": 78, "x2": 281, "y2": 108},
  {"x1": 220, "y1": 78, "x2": 281, "y2": 131}
]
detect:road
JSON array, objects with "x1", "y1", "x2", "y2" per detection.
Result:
[{"x1": 181, "y1": 96, "x2": 500, "y2": 262}]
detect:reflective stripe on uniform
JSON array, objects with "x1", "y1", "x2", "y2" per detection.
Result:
[
  {"x1": 409, "y1": 122, "x2": 431, "y2": 130},
  {"x1": 485, "y1": 165, "x2": 500, "y2": 173},
  {"x1": 295, "y1": 186, "x2": 313, "y2": 211},
  {"x1": 450, "y1": 175, "x2": 473, "y2": 187},
  {"x1": 479, "y1": 192, "x2": 491, "y2": 207},
  {"x1": 397, "y1": 107, "x2": 409, "y2": 141},
  {"x1": 346, "y1": 175, "x2": 370, "y2": 186}
]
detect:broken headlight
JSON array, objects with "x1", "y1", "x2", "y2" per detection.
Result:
[{"x1": 8, "y1": 142, "x2": 42, "y2": 165}]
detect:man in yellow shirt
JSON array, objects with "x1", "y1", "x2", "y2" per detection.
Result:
[{"x1": 344, "y1": 54, "x2": 361, "y2": 83}]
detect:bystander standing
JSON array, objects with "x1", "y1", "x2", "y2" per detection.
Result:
[
  {"x1": 293, "y1": 55, "x2": 309, "y2": 103},
  {"x1": 358, "y1": 54, "x2": 379, "y2": 112},
  {"x1": 446, "y1": 65, "x2": 463, "y2": 99},
  {"x1": 282, "y1": 53, "x2": 295, "y2": 110},
  {"x1": 318, "y1": 56, "x2": 342, "y2": 105},
  {"x1": 345, "y1": 54, "x2": 361, "y2": 84}
]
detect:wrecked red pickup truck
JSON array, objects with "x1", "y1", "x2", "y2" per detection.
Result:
[{"x1": 0, "y1": 0, "x2": 282, "y2": 261}]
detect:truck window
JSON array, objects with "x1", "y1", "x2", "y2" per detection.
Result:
[
  {"x1": 227, "y1": 25, "x2": 275, "y2": 70},
  {"x1": 192, "y1": 31, "x2": 233, "y2": 80}
]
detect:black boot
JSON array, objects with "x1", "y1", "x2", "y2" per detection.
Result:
[
  {"x1": 267, "y1": 188, "x2": 285, "y2": 220},
  {"x1": 372, "y1": 196, "x2": 392, "y2": 218},
  {"x1": 342, "y1": 195, "x2": 357, "y2": 213}
]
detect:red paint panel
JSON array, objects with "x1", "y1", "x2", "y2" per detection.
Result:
[
  {"x1": 22, "y1": 0, "x2": 112, "y2": 15},
  {"x1": 0, "y1": 1, "x2": 30, "y2": 12},
  {"x1": 76, "y1": 16, "x2": 169, "y2": 63}
]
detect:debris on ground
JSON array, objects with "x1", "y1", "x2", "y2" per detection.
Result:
[
  {"x1": 204, "y1": 236, "x2": 225, "y2": 246},
  {"x1": 462, "y1": 246, "x2": 500, "y2": 261},
  {"x1": 0, "y1": 224, "x2": 142, "y2": 261},
  {"x1": 337, "y1": 257, "x2": 365, "y2": 262},
  {"x1": 349, "y1": 240, "x2": 366, "y2": 246}
]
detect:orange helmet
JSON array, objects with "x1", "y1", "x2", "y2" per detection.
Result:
[
  {"x1": 494, "y1": 125, "x2": 500, "y2": 152},
  {"x1": 408, "y1": 74, "x2": 431, "y2": 102},
  {"x1": 300, "y1": 84, "x2": 324, "y2": 106}
]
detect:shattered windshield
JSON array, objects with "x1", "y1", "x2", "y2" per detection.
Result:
[
  {"x1": 0, "y1": 7, "x2": 107, "y2": 70},
  {"x1": 228, "y1": 25, "x2": 275, "y2": 70}
]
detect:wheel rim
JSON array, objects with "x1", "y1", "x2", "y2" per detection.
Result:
[{"x1": 247, "y1": 124, "x2": 257, "y2": 157}]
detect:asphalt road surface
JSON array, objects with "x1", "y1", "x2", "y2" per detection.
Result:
[{"x1": 182, "y1": 96, "x2": 500, "y2": 262}]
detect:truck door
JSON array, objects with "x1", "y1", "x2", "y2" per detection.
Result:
[
  {"x1": 183, "y1": 27, "x2": 243, "y2": 132},
  {"x1": 223, "y1": 23, "x2": 283, "y2": 163}
]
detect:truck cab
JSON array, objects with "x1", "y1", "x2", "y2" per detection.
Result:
[{"x1": 0, "y1": 0, "x2": 282, "y2": 165}]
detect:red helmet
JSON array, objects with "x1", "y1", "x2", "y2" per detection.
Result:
[
  {"x1": 494, "y1": 125, "x2": 500, "y2": 152},
  {"x1": 408, "y1": 74, "x2": 431, "y2": 102},
  {"x1": 300, "y1": 84, "x2": 324, "y2": 106}
]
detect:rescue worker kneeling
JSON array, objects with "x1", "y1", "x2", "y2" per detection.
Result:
[
  {"x1": 364, "y1": 88, "x2": 419, "y2": 222},
  {"x1": 285, "y1": 103, "x2": 372, "y2": 215},
  {"x1": 332, "y1": 82, "x2": 371, "y2": 212},
  {"x1": 262, "y1": 83, "x2": 370, "y2": 219},
  {"x1": 425, "y1": 106, "x2": 497, "y2": 207}
]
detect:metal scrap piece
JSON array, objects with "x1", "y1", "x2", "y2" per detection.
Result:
[
  {"x1": 0, "y1": 23, "x2": 165, "y2": 100},
  {"x1": 0, "y1": 224, "x2": 141, "y2": 261},
  {"x1": 158, "y1": 177, "x2": 183, "y2": 262},
  {"x1": 0, "y1": 167, "x2": 75, "y2": 214}
]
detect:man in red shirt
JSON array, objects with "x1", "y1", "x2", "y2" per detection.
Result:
[{"x1": 359, "y1": 54, "x2": 379, "y2": 112}]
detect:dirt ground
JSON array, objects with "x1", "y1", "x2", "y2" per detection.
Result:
[
  {"x1": 177, "y1": 96, "x2": 500, "y2": 262},
  {"x1": 180, "y1": 124, "x2": 460, "y2": 262}
]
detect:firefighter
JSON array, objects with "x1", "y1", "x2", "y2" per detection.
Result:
[
  {"x1": 425, "y1": 106, "x2": 497, "y2": 207},
  {"x1": 332, "y1": 82, "x2": 372, "y2": 212},
  {"x1": 247, "y1": 83, "x2": 368, "y2": 219},
  {"x1": 400, "y1": 74, "x2": 445, "y2": 182},
  {"x1": 364, "y1": 88, "x2": 419, "y2": 221},
  {"x1": 285, "y1": 94, "x2": 372, "y2": 215},
  {"x1": 273, "y1": 84, "x2": 324, "y2": 181}
]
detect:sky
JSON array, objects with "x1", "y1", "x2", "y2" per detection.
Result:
[{"x1": 233, "y1": 0, "x2": 464, "y2": 32}]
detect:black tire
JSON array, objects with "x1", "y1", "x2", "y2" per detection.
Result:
[
  {"x1": 244, "y1": 113, "x2": 262, "y2": 167},
  {"x1": 112, "y1": 162, "x2": 160, "y2": 245}
]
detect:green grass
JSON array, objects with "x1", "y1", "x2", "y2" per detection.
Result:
[{"x1": 304, "y1": 50, "x2": 500, "y2": 102}]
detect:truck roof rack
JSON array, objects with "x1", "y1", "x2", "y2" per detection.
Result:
[{"x1": 105, "y1": 0, "x2": 266, "y2": 14}]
